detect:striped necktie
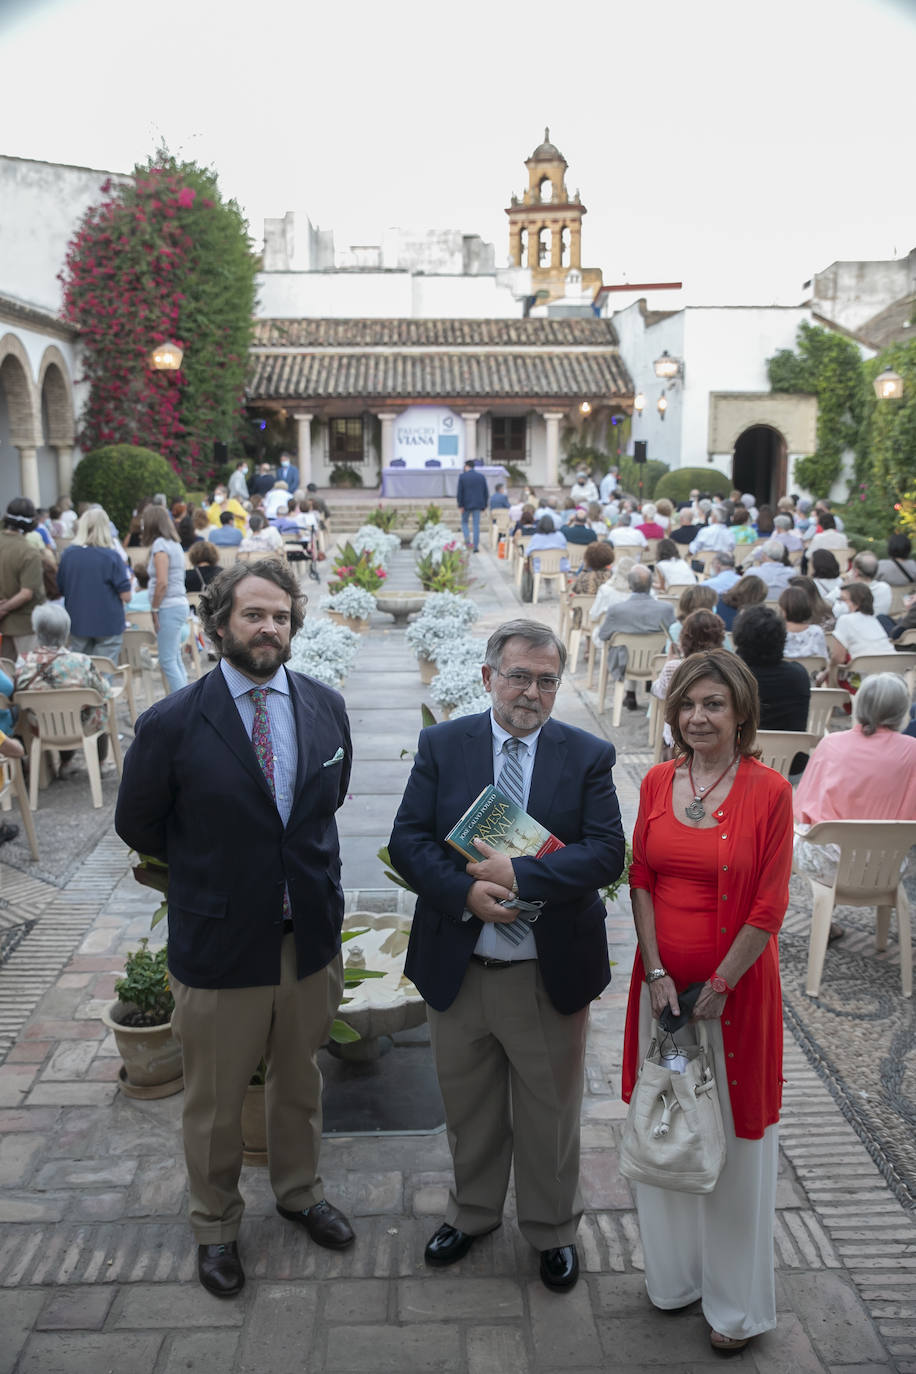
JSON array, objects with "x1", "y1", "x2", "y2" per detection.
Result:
[
  {"x1": 251, "y1": 688, "x2": 291, "y2": 919},
  {"x1": 495, "y1": 737, "x2": 531, "y2": 946}
]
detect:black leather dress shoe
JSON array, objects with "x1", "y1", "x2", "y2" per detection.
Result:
[
  {"x1": 197, "y1": 1241, "x2": 244, "y2": 1297},
  {"x1": 425, "y1": 1222, "x2": 498, "y2": 1266},
  {"x1": 276, "y1": 1199, "x2": 355, "y2": 1249},
  {"x1": 539, "y1": 1244, "x2": 579, "y2": 1291}
]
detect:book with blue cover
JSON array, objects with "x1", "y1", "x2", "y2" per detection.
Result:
[{"x1": 445, "y1": 785, "x2": 565, "y2": 862}]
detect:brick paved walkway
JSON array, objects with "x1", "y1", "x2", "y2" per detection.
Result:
[{"x1": 0, "y1": 538, "x2": 913, "y2": 1372}]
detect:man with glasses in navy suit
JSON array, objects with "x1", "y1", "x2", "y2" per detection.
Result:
[{"x1": 389, "y1": 619, "x2": 624, "y2": 1292}]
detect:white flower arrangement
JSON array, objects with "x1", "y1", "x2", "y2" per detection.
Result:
[
  {"x1": 405, "y1": 616, "x2": 470, "y2": 661},
  {"x1": 411, "y1": 523, "x2": 458, "y2": 564},
  {"x1": 319, "y1": 585, "x2": 377, "y2": 620},
  {"x1": 352, "y1": 525, "x2": 401, "y2": 566},
  {"x1": 433, "y1": 637, "x2": 487, "y2": 672},
  {"x1": 429, "y1": 659, "x2": 491, "y2": 711},
  {"x1": 289, "y1": 619, "x2": 361, "y2": 687},
  {"x1": 419, "y1": 592, "x2": 480, "y2": 626}
]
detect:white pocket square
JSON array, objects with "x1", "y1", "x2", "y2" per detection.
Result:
[{"x1": 323, "y1": 747, "x2": 345, "y2": 767}]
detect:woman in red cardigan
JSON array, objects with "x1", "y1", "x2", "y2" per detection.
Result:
[{"x1": 622, "y1": 649, "x2": 792, "y2": 1353}]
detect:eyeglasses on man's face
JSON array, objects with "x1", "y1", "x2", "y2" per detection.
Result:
[{"x1": 495, "y1": 669, "x2": 562, "y2": 694}]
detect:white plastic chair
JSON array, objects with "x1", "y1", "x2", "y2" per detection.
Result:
[
  {"x1": 531, "y1": 548, "x2": 566, "y2": 604},
  {"x1": 755, "y1": 730, "x2": 821, "y2": 778},
  {"x1": 806, "y1": 688, "x2": 850, "y2": 737},
  {"x1": 564, "y1": 595, "x2": 596, "y2": 673},
  {"x1": 15, "y1": 687, "x2": 121, "y2": 810},
  {"x1": 596, "y1": 631, "x2": 669, "y2": 724},
  {"x1": 490, "y1": 509, "x2": 511, "y2": 551},
  {"x1": 799, "y1": 819, "x2": 916, "y2": 999},
  {"x1": 91, "y1": 656, "x2": 137, "y2": 730},
  {"x1": 848, "y1": 653, "x2": 916, "y2": 696}
]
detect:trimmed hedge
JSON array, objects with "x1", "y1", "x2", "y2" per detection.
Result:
[
  {"x1": 653, "y1": 466, "x2": 731, "y2": 503},
  {"x1": 73, "y1": 445, "x2": 186, "y2": 536},
  {"x1": 615, "y1": 457, "x2": 668, "y2": 500}
]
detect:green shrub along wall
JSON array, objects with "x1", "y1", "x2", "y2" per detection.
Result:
[
  {"x1": 653, "y1": 467, "x2": 731, "y2": 503},
  {"x1": 615, "y1": 457, "x2": 669, "y2": 499},
  {"x1": 72, "y1": 445, "x2": 186, "y2": 535}
]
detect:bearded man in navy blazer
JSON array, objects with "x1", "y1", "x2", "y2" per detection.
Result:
[
  {"x1": 389, "y1": 619, "x2": 624, "y2": 1292},
  {"x1": 115, "y1": 560, "x2": 354, "y2": 1298}
]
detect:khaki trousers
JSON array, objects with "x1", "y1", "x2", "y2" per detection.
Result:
[
  {"x1": 428, "y1": 959, "x2": 588, "y2": 1250},
  {"x1": 170, "y1": 936, "x2": 344, "y2": 1243}
]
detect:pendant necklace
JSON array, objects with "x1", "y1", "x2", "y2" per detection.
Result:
[{"x1": 685, "y1": 753, "x2": 737, "y2": 821}]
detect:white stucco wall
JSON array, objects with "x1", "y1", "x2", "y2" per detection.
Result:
[
  {"x1": 255, "y1": 268, "x2": 529, "y2": 320},
  {"x1": 810, "y1": 254, "x2": 915, "y2": 334},
  {"x1": 0, "y1": 155, "x2": 131, "y2": 314}
]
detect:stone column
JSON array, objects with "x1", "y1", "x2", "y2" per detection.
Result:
[
  {"x1": 378, "y1": 412, "x2": 398, "y2": 468},
  {"x1": 508, "y1": 225, "x2": 522, "y2": 267},
  {"x1": 293, "y1": 412, "x2": 313, "y2": 486},
  {"x1": 551, "y1": 225, "x2": 563, "y2": 268},
  {"x1": 462, "y1": 413, "x2": 480, "y2": 465},
  {"x1": 56, "y1": 444, "x2": 74, "y2": 497},
  {"x1": 19, "y1": 447, "x2": 39, "y2": 506},
  {"x1": 543, "y1": 412, "x2": 565, "y2": 487},
  {"x1": 569, "y1": 223, "x2": 582, "y2": 268}
]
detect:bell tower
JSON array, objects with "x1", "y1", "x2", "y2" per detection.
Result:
[{"x1": 506, "y1": 129, "x2": 602, "y2": 305}]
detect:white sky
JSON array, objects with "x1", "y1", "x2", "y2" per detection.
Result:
[{"x1": 2, "y1": 0, "x2": 915, "y2": 306}]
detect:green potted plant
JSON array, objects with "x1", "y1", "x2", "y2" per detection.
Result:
[{"x1": 100, "y1": 937, "x2": 183, "y2": 1099}]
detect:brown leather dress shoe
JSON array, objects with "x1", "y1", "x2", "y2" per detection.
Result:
[
  {"x1": 197, "y1": 1241, "x2": 244, "y2": 1297},
  {"x1": 276, "y1": 1199, "x2": 355, "y2": 1249}
]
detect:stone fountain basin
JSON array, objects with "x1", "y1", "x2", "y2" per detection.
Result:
[
  {"x1": 341, "y1": 910, "x2": 426, "y2": 1039},
  {"x1": 374, "y1": 590, "x2": 428, "y2": 624}
]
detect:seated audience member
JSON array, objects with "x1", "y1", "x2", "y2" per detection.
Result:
[
  {"x1": 184, "y1": 542, "x2": 222, "y2": 591},
  {"x1": 753, "y1": 539, "x2": 794, "y2": 595},
  {"x1": 634, "y1": 502, "x2": 665, "y2": 540},
  {"x1": 653, "y1": 497, "x2": 674, "y2": 532},
  {"x1": 596, "y1": 564, "x2": 675, "y2": 709},
  {"x1": 877, "y1": 533, "x2": 916, "y2": 587},
  {"x1": 240, "y1": 512, "x2": 285, "y2": 553},
  {"x1": 564, "y1": 510, "x2": 598, "y2": 553},
  {"x1": 570, "y1": 470, "x2": 599, "y2": 504},
  {"x1": 729, "y1": 505, "x2": 758, "y2": 545},
  {"x1": 651, "y1": 608, "x2": 727, "y2": 751},
  {"x1": 789, "y1": 574, "x2": 835, "y2": 628},
  {"x1": 586, "y1": 502, "x2": 608, "y2": 537},
  {"x1": 191, "y1": 508, "x2": 211, "y2": 541},
  {"x1": 569, "y1": 540, "x2": 614, "y2": 598},
  {"x1": 810, "y1": 549, "x2": 842, "y2": 603},
  {"x1": 829, "y1": 582, "x2": 895, "y2": 670},
  {"x1": 778, "y1": 585, "x2": 829, "y2": 661},
  {"x1": 209, "y1": 511, "x2": 244, "y2": 547},
  {"x1": 206, "y1": 486, "x2": 246, "y2": 531},
  {"x1": 688, "y1": 505, "x2": 734, "y2": 555},
  {"x1": 806, "y1": 511, "x2": 846, "y2": 552},
  {"x1": 526, "y1": 514, "x2": 569, "y2": 572},
  {"x1": 890, "y1": 590, "x2": 916, "y2": 642},
  {"x1": 668, "y1": 583, "x2": 718, "y2": 645},
  {"x1": 716, "y1": 573, "x2": 767, "y2": 632},
  {"x1": 670, "y1": 507, "x2": 699, "y2": 547},
  {"x1": 771, "y1": 513, "x2": 804, "y2": 554},
  {"x1": 558, "y1": 498, "x2": 578, "y2": 526},
  {"x1": 511, "y1": 505, "x2": 538, "y2": 539},
  {"x1": 739, "y1": 491, "x2": 758, "y2": 522},
  {"x1": 793, "y1": 673, "x2": 916, "y2": 935},
  {"x1": 733, "y1": 604, "x2": 810, "y2": 732},
  {"x1": 704, "y1": 549, "x2": 740, "y2": 595},
  {"x1": 755, "y1": 504, "x2": 775, "y2": 537},
  {"x1": 609, "y1": 512, "x2": 648, "y2": 550},
  {"x1": 589, "y1": 555, "x2": 637, "y2": 625},
  {"x1": 534, "y1": 497, "x2": 563, "y2": 530},
  {"x1": 653, "y1": 538, "x2": 697, "y2": 591},
  {"x1": 489, "y1": 483, "x2": 511, "y2": 510},
  {"x1": 263, "y1": 481, "x2": 291, "y2": 518},
  {"x1": 839, "y1": 551, "x2": 892, "y2": 620},
  {"x1": 15, "y1": 603, "x2": 114, "y2": 764}
]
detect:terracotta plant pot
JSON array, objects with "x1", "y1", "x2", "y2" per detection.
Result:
[
  {"x1": 100, "y1": 1001, "x2": 183, "y2": 1099},
  {"x1": 417, "y1": 654, "x2": 437, "y2": 685},
  {"x1": 241, "y1": 1082, "x2": 268, "y2": 1167}
]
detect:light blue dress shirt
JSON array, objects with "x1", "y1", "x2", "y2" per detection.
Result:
[
  {"x1": 220, "y1": 659, "x2": 298, "y2": 827},
  {"x1": 472, "y1": 710, "x2": 543, "y2": 961}
]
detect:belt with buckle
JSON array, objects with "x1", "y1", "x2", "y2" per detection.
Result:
[
  {"x1": 471, "y1": 954, "x2": 518, "y2": 970},
  {"x1": 282, "y1": 918, "x2": 294, "y2": 934}
]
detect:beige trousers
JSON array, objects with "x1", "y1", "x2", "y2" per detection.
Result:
[
  {"x1": 170, "y1": 935, "x2": 344, "y2": 1243},
  {"x1": 428, "y1": 959, "x2": 588, "y2": 1250}
]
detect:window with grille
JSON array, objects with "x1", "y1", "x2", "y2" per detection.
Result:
[
  {"x1": 330, "y1": 418, "x2": 365, "y2": 463},
  {"x1": 491, "y1": 416, "x2": 527, "y2": 462}
]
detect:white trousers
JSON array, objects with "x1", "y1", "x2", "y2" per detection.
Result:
[{"x1": 633, "y1": 987, "x2": 778, "y2": 1341}]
